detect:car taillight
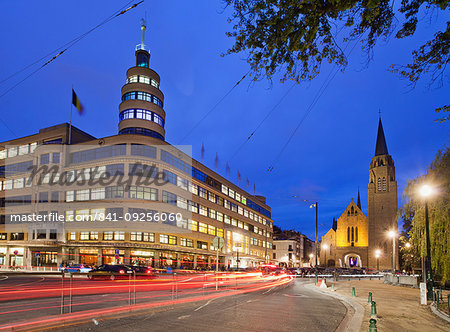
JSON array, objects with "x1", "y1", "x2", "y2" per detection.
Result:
[
  {"x1": 147, "y1": 270, "x2": 151, "y2": 274},
  {"x1": 119, "y1": 270, "x2": 125, "y2": 274},
  {"x1": 80, "y1": 265, "x2": 84, "y2": 268}
]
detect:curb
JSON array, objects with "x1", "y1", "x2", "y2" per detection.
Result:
[
  {"x1": 430, "y1": 304, "x2": 450, "y2": 323},
  {"x1": 305, "y1": 283, "x2": 364, "y2": 332}
]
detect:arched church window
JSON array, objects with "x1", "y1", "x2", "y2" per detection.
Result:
[
  {"x1": 347, "y1": 227, "x2": 350, "y2": 242},
  {"x1": 355, "y1": 227, "x2": 358, "y2": 242},
  {"x1": 351, "y1": 206, "x2": 354, "y2": 215},
  {"x1": 348, "y1": 210, "x2": 350, "y2": 216},
  {"x1": 351, "y1": 227, "x2": 354, "y2": 242},
  {"x1": 377, "y1": 178, "x2": 382, "y2": 191},
  {"x1": 382, "y1": 177, "x2": 387, "y2": 191},
  {"x1": 355, "y1": 210, "x2": 358, "y2": 216}
]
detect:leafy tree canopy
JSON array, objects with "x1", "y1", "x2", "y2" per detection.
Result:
[
  {"x1": 224, "y1": 0, "x2": 449, "y2": 119},
  {"x1": 399, "y1": 147, "x2": 449, "y2": 284}
]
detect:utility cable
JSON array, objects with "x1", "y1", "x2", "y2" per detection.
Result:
[
  {"x1": 0, "y1": 1, "x2": 143, "y2": 100},
  {"x1": 229, "y1": 82, "x2": 297, "y2": 161},
  {"x1": 179, "y1": 71, "x2": 250, "y2": 144},
  {"x1": 266, "y1": 38, "x2": 361, "y2": 173}
]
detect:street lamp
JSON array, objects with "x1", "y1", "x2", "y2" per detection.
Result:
[
  {"x1": 420, "y1": 184, "x2": 434, "y2": 300},
  {"x1": 388, "y1": 230, "x2": 397, "y2": 274},
  {"x1": 310, "y1": 202, "x2": 318, "y2": 283},
  {"x1": 375, "y1": 249, "x2": 381, "y2": 272},
  {"x1": 322, "y1": 244, "x2": 328, "y2": 267},
  {"x1": 405, "y1": 242, "x2": 411, "y2": 249}
]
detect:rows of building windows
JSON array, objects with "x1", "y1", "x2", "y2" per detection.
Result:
[
  {"x1": 70, "y1": 145, "x2": 126, "y2": 164},
  {"x1": 122, "y1": 91, "x2": 163, "y2": 108},
  {"x1": 119, "y1": 127, "x2": 164, "y2": 140},
  {"x1": 161, "y1": 150, "x2": 271, "y2": 218},
  {"x1": 0, "y1": 160, "x2": 33, "y2": 177},
  {"x1": 126, "y1": 75, "x2": 160, "y2": 89},
  {"x1": 119, "y1": 109, "x2": 165, "y2": 127},
  {"x1": 0, "y1": 142, "x2": 37, "y2": 159},
  {"x1": 40, "y1": 152, "x2": 60, "y2": 165},
  {"x1": 65, "y1": 231, "x2": 212, "y2": 251},
  {"x1": 2, "y1": 144, "x2": 270, "y2": 221}
]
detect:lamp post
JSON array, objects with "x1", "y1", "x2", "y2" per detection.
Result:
[
  {"x1": 420, "y1": 185, "x2": 434, "y2": 300},
  {"x1": 310, "y1": 202, "x2": 318, "y2": 283},
  {"x1": 322, "y1": 244, "x2": 328, "y2": 267},
  {"x1": 388, "y1": 230, "x2": 397, "y2": 274},
  {"x1": 375, "y1": 249, "x2": 381, "y2": 272}
]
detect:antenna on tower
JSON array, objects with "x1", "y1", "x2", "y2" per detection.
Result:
[{"x1": 140, "y1": 18, "x2": 146, "y2": 50}]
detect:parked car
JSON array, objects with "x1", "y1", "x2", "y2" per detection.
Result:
[
  {"x1": 87, "y1": 264, "x2": 133, "y2": 280},
  {"x1": 63, "y1": 264, "x2": 92, "y2": 273}
]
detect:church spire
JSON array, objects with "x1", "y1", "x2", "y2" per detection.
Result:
[
  {"x1": 357, "y1": 188, "x2": 361, "y2": 210},
  {"x1": 375, "y1": 118, "x2": 389, "y2": 156}
]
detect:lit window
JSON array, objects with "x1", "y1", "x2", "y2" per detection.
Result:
[
  {"x1": 80, "y1": 232, "x2": 89, "y2": 240},
  {"x1": 76, "y1": 189, "x2": 90, "y2": 201},
  {"x1": 192, "y1": 220, "x2": 198, "y2": 232},
  {"x1": 160, "y1": 234, "x2": 169, "y2": 244},
  {"x1": 104, "y1": 232, "x2": 113, "y2": 241},
  {"x1": 199, "y1": 222, "x2": 207, "y2": 234},
  {"x1": 208, "y1": 225, "x2": 216, "y2": 236},
  {"x1": 68, "y1": 232, "x2": 76, "y2": 240},
  {"x1": 114, "y1": 231, "x2": 125, "y2": 241}
]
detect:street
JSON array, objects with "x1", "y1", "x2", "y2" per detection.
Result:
[{"x1": 0, "y1": 274, "x2": 346, "y2": 331}]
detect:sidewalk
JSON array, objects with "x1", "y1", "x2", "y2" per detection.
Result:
[{"x1": 320, "y1": 279, "x2": 450, "y2": 331}]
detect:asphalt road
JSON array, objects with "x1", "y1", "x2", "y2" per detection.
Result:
[{"x1": 48, "y1": 279, "x2": 347, "y2": 332}]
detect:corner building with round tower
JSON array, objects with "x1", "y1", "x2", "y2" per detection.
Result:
[{"x1": 0, "y1": 22, "x2": 274, "y2": 271}]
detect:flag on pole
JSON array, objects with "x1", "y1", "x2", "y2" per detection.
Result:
[
  {"x1": 253, "y1": 183, "x2": 256, "y2": 194},
  {"x1": 201, "y1": 143, "x2": 205, "y2": 161},
  {"x1": 72, "y1": 89, "x2": 84, "y2": 114},
  {"x1": 215, "y1": 153, "x2": 219, "y2": 170},
  {"x1": 246, "y1": 177, "x2": 250, "y2": 188},
  {"x1": 226, "y1": 162, "x2": 231, "y2": 177},
  {"x1": 237, "y1": 170, "x2": 241, "y2": 182}
]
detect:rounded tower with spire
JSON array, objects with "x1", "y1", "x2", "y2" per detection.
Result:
[{"x1": 118, "y1": 19, "x2": 166, "y2": 140}]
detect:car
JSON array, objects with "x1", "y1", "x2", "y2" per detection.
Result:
[
  {"x1": 125, "y1": 265, "x2": 154, "y2": 277},
  {"x1": 63, "y1": 264, "x2": 92, "y2": 273},
  {"x1": 87, "y1": 264, "x2": 134, "y2": 280}
]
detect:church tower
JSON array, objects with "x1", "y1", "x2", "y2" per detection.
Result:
[
  {"x1": 118, "y1": 20, "x2": 166, "y2": 140},
  {"x1": 368, "y1": 119, "x2": 398, "y2": 270}
]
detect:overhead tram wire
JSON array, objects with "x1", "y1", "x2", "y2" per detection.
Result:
[
  {"x1": 0, "y1": 0, "x2": 143, "y2": 101},
  {"x1": 229, "y1": 81, "x2": 297, "y2": 161},
  {"x1": 266, "y1": 38, "x2": 361, "y2": 174},
  {"x1": 179, "y1": 71, "x2": 250, "y2": 144}
]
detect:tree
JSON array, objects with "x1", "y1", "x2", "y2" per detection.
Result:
[
  {"x1": 400, "y1": 147, "x2": 449, "y2": 284},
  {"x1": 224, "y1": 0, "x2": 449, "y2": 119}
]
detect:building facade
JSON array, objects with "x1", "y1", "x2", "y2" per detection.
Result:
[
  {"x1": 273, "y1": 229, "x2": 313, "y2": 267},
  {"x1": 320, "y1": 119, "x2": 398, "y2": 270},
  {"x1": 0, "y1": 24, "x2": 273, "y2": 270}
]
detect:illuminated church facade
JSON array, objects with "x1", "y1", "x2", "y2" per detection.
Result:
[{"x1": 320, "y1": 119, "x2": 398, "y2": 270}]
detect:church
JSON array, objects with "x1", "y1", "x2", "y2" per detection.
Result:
[{"x1": 320, "y1": 119, "x2": 398, "y2": 270}]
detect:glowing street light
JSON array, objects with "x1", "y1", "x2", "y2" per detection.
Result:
[
  {"x1": 388, "y1": 230, "x2": 397, "y2": 274},
  {"x1": 375, "y1": 249, "x2": 381, "y2": 271},
  {"x1": 420, "y1": 184, "x2": 434, "y2": 300},
  {"x1": 405, "y1": 242, "x2": 411, "y2": 249},
  {"x1": 322, "y1": 244, "x2": 328, "y2": 267}
]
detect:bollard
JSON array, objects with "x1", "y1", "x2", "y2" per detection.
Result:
[
  {"x1": 371, "y1": 301, "x2": 377, "y2": 318},
  {"x1": 369, "y1": 318, "x2": 377, "y2": 332},
  {"x1": 368, "y1": 292, "x2": 372, "y2": 303},
  {"x1": 447, "y1": 295, "x2": 450, "y2": 314},
  {"x1": 432, "y1": 290, "x2": 436, "y2": 305},
  {"x1": 352, "y1": 287, "x2": 356, "y2": 297},
  {"x1": 331, "y1": 283, "x2": 335, "y2": 291}
]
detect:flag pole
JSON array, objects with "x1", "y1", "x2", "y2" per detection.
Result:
[{"x1": 69, "y1": 86, "x2": 73, "y2": 145}]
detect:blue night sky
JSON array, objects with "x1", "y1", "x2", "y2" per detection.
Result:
[{"x1": 0, "y1": 1, "x2": 448, "y2": 240}]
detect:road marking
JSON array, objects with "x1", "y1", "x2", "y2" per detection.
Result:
[
  {"x1": 283, "y1": 294, "x2": 308, "y2": 298},
  {"x1": 15, "y1": 277, "x2": 45, "y2": 287},
  {"x1": 194, "y1": 298, "x2": 215, "y2": 311},
  {"x1": 0, "y1": 276, "x2": 8, "y2": 282},
  {"x1": 178, "y1": 315, "x2": 191, "y2": 320},
  {"x1": 246, "y1": 299, "x2": 258, "y2": 303},
  {"x1": 262, "y1": 286, "x2": 275, "y2": 294}
]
